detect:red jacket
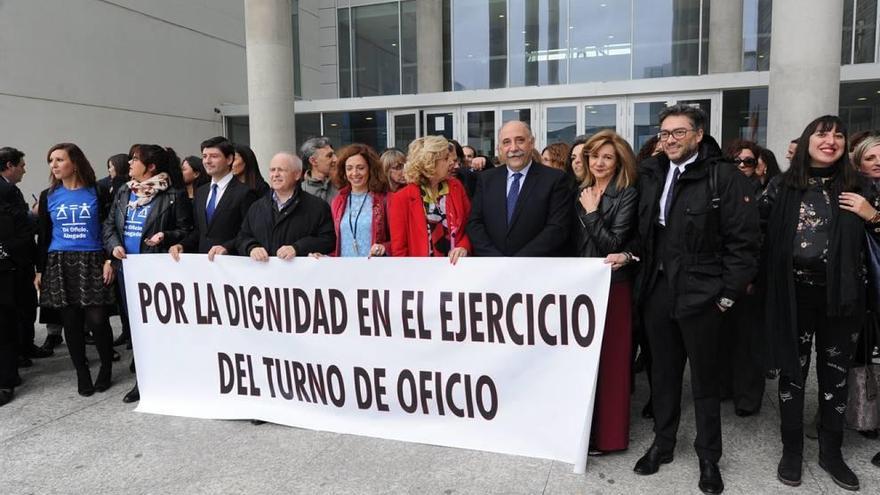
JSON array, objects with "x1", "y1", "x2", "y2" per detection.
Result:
[
  {"x1": 330, "y1": 186, "x2": 390, "y2": 256},
  {"x1": 388, "y1": 178, "x2": 472, "y2": 257}
]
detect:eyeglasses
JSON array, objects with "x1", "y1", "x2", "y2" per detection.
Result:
[
  {"x1": 657, "y1": 128, "x2": 694, "y2": 141},
  {"x1": 733, "y1": 157, "x2": 758, "y2": 168}
]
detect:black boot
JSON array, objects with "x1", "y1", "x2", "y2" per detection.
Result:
[
  {"x1": 777, "y1": 428, "x2": 803, "y2": 486},
  {"x1": 123, "y1": 382, "x2": 140, "y2": 403},
  {"x1": 76, "y1": 367, "x2": 94, "y2": 397},
  {"x1": 95, "y1": 365, "x2": 112, "y2": 392},
  {"x1": 818, "y1": 428, "x2": 859, "y2": 491}
]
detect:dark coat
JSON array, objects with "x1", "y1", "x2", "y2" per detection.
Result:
[
  {"x1": 634, "y1": 136, "x2": 760, "y2": 318},
  {"x1": 180, "y1": 177, "x2": 257, "y2": 255},
  {"x1": 103, "y1": 184, "x2": 193, "y2": 260},
  {"x1": 236, "y1": 187, "x2": 336, "y2": 257},
  {"x1": 36, "y1": 183, "x2": 112, "y2": 272},
  {"x1": 0, "y1": 179, "x2": 36, "y2": 269},
  {"x1": 466, "y1": 162, "x2": 572, "y2": 257},
  {"x1": 573, "y1": 179, "x2": 638, "y2": 282}
]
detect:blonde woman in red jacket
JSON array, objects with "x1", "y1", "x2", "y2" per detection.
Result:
[
  {"x1": 389, "y1": 136, "x2": 471, "y2": 263},
  {"x1": 328, "y1": 144, "x2": 390, "y2": 257}
]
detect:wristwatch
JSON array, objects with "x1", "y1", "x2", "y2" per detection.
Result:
[{"x1": 717, "y1": 297, "x2": 735, "y2": 310}]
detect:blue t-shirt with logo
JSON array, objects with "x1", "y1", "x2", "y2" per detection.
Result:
[
  {"x1": 123, "y1": 192, "x2": 154, "y2": 255},
  {"x1": 47, "y1": 186, "x2": 103, "y2": 252}
]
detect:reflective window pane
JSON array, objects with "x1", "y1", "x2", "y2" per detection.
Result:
[
  {"x1": 394, "y1": 113, "x2": 417, "y2": 152},
  {"x1": 584, "y1": 104, "x2": 617, "y2": 136},
  {"x1": 677, "y1": 98, "x2": 713, "y2": 132},
  {"x1": 467, "y1": 110, "x2": 496, "y2": 156},
  {"x1": 633, "y1": 101, "x2": 667, "y2": 151},
  {"x1": 452, "y1": 0, "x2": 507, "y2": 90},
  {"x1": 721, "y1": 89, "x2": 768, "y2": 147},
  {"x1": 426, "y1": 111, "x2": 454, "y2": 140},
  {"x1": 323, "y1": 111, "x2": 388, "y2": 151},
  {"x1": 295, "y1": 113, "x2": 322, "y2": 150},
  {"x1": 508, "y1": 0, "x2": 567, "y2": 87},
  {"x1": 351, "y1": 3, "x2": 400, "y2": 96},
  {"x1": 569, "y1": 1, "x2": 632, "y2": 83},
  {"x1": 743, "y1": 0, "x2": 772, "y2": 71},
  {"x1": 401, "y1": 1, "x2": 418, "y2": 94},
  {"x1": 840, "y1": 81, "x2": 880, "y2": 133},
  {"x1": 633, "y1": 0, "x2": 701, "y2": 79},
  {"x1": 338, "y1": 8, "x2": 352, "y2": 97},
  {"x1": 226, "y1": 117, "x2": 250, "y2": 146},
  {"x1": 546, "y1": 106, "x2": 576, "y2": 145},
  {"x1": 855, "y1": 0, "x2": 877, "y2": 64},
  {"x1": 501, "y1": 108, "x2": 532, "y2": 127},
  {"x1": 843, "y1": 0, "x2": 855, "y2": 64}
]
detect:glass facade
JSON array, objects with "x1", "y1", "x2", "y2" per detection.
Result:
[
  {"x1": 743, "y1": 0, "x2": 772, "y2": 71},
  {"x1": 843, "y1": 0, "x2": 878, "y2": 65},
  {"x1": 323, "y1": 111, "x2": 388, "y2": 151},
  {"x1": 451, "y1": 0, "x2": 507, "y2": 90},
  {"x1": 584, "y1": 104, "x2": 617, "y2": 136},
  {"x1": 840, "y1": 81, "x2": 880, "y2": 133},
  {"x1": 508, "y1": 0, "x2": 567, "y2": 87},
  {"x1": 295, "y1": 113, "x2": 322, "y2": 150},
  {"x1": 337, "y1": 1, "x2": 417, "y2": 97},
  {"x1": 569, "y1": 1, "x2": 631, "y2": 83},
  {"x1": 545, "y1": 105, "x2": 576, "y2": 145}
]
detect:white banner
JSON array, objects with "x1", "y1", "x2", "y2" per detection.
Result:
[{"x1": 123, "y1": 255, "x2": 609, "y2": 468}]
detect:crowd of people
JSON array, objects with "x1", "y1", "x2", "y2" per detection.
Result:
[{"x1": 2, "y1": 104, "x2": 880, "y2": 492}]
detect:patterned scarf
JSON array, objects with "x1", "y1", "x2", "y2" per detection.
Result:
[{"x1": 127, "y1": 172, "x2": 170, "y2": 208}]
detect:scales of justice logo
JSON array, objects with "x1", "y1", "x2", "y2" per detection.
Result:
[{"x1": 55, "y1": 201, "x2": 93, "y2": 240}]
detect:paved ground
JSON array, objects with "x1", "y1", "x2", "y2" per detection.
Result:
[{"x1": 2, "y1": 319, "x2": 880, "y2": 494}]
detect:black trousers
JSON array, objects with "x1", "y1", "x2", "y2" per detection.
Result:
[
  {"x1": 644, "y1": 272, "x2": 723, "y2": 462},
  {"x1": 719, "y1": 290, "x2": 766, "y2": 413},
  {"x1": 778, "y1": 283, "x2": 861, "y2": 435},
  {"x1": 13, "y1": 266, "x2": 37, "y2": 355},
  {"x1": 0, "y1": 302, "x2": 17, "y2": 389}
]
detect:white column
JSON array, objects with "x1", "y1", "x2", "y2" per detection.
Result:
[
  {"x1": 767, "y1": 0, "x2": 843, "y2": 168},
  {"x1": 708, "y1": 0, "x2": 743, "y2": 73},
  {"x1": 245, "y1": 0, "x2": 296, "y2": 171},
  {"x1": 417, "y1": 0, "x2": 443, "y2": 93}
]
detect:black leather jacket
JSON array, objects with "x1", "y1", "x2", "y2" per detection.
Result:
[
  {"x1": 573, "y1": 179, "x2": 638, "y2": 282},
  {"x1": 103, "y1": 185, "x2": 193, "y2": 261}
]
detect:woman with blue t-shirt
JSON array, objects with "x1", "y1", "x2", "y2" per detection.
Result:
[
  {"x1": 103, "y1": 144, "x2": 192, "y2": 403},
  {"x1": 35, "y1": 143, "x2": 115, "y2": 396}
]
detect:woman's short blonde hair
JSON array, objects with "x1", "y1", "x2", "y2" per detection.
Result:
[
  {"x1": 405, "y1": 136, "x2": 450, "y2": 185},
  {"x1": 852, "y1": 134, "x2": 880, "y2": 172}
]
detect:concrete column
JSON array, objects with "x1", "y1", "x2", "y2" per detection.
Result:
[
  {"x1": 417, "y1": 0, "x2": 443, "y2": 93},
  {"x1": 245, "y1": 0, "x2": 296, "y2": 171},
  {"x1": 708, "y1": 0, "x2": 743, "y2": 73},
  {"x1": 767, "y1": 0, "x2": 843, "y2": 168}
]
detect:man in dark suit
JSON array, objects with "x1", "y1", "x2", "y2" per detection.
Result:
[
  {"x1": 0, "y1": 147, "x2": 50, "y2": 368},
  {"x1": 466, "y1": 121, "x2": 571, "y2": 256},
  {"x1": 169, "y1": 136, "x2": 257, "y2": 261}
]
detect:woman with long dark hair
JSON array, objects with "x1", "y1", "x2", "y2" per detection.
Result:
[
  {"x1": 326, "y1": 144, "x2": 390, "y2": 257},
  {"x1": 181, "y1": 155, "x2": 209, "y2": 202},
  {"x1": 763, "y1": 116, "x2": 877, "y2": 490},
  {"x1": 233, "y1": 144, "x2": 270, "y2": 197},
  {"x1": 573, "y1": 130, "x2": 639, "y2": 455},
  {"x1": 104, "y1": 144, "x2": 192, "y2": 403},
  {"x1": 107, "y1": 154, "x2": 130, "y2": 194},
  {"x1": 35, "y1": 143, "x2": 115, "y2": 396}
]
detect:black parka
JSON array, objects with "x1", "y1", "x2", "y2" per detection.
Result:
[{"x1": 633, "y1": 136, "x2": 761, "y2": 318}]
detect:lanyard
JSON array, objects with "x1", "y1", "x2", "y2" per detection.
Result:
[{"x1": 348, "y1": 192, "x2": 369, "y2": 255}]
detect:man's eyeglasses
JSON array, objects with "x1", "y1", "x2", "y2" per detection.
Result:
[
  {"x1": 733, "y1": 157, "x2": 758, "y2": 168},
  {"x1": 657, "y1": 128, "x2": 694, "y2": 141}
]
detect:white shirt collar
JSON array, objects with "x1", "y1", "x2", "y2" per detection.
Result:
[
  {"x1": 506, "y1": 161, "x2": 532, "y2": 180},
  {"x1": 211, "y1": 171, "x2": 234, "y2": 189}
]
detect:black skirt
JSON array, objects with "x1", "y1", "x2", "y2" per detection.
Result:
[{"x1": 40, "y1": 251, "x2": 116, "y2": 308}]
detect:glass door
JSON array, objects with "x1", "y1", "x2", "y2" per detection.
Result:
[
  {"x1": 542, "y1": 102, "x2": 579, "y2": 149},
  {"x1": 625, "y1": 93, "x2": 721, "y2": 153},
  {"x1": 389, "y1": 109, "x2": 419, "y2": 151},
  {"x1": 463, "y1": 107, "x2": 497, "y2": 157},
  {"x1": 423, "y1": 108, "x2": 458, "y2": 141}
]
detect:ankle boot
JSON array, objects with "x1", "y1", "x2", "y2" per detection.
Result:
[
  {"x1": 76, "y1": 367, "x2": 94, "y2": 397},
  {"x1": 778, "y1": 428, "x2": 803, "y2": 486},
  {"x1": 818, "y1": 428, "x2": 859, "y2": 491},
  {"x1": 95, "y1": 365, "x2": 112, "y2": 392}
]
